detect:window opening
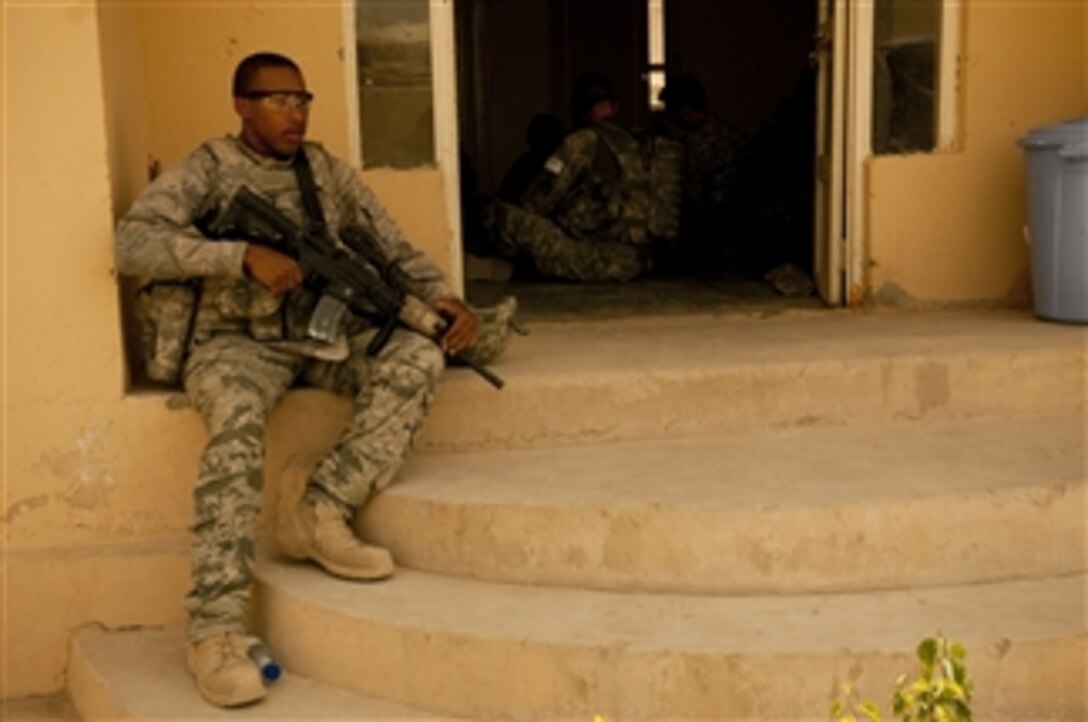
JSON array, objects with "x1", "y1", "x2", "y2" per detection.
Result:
[
  {"x1": 647, "y1": 0, "x2": 666, "y2": 110},
  {"x1": 355, "y1": 0, "x2": 436, "y2": 168},
  {"x1": 872, "y1": 0, "x2": 956, "y2": 154}
]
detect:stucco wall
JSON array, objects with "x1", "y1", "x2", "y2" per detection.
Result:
[
  {"x1": 5, "y1": 3, "x2": 144, "y2": 696},
  {"x1": 867, "y1": 3, "x2": 1086, "y2": 306},
  {"x1": 2, "y1": 1, "x2": 453, "y2": 698}
]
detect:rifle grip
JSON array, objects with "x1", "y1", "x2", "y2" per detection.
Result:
[{"x1": 366, "y1": 316, "x2": 398, "y2": 356}]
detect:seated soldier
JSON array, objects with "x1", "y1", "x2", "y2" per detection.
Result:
[
  {"x1": 115, "y1": 51, "x2": 518, "y2": 709},
  {"x1": 483, "y1": 73, "x2": 679, "y2": 282},
  {"x1": 498, "y1": 112, "x2": 565, "y2": 203},
  {"x1": 657, "y1": 72, "x2": 748, "y2": 274}
]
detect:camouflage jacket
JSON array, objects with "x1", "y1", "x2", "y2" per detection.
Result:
[
  {"x1": 521, "y1": 122, "x2": 679, "y2": 245},
  {"x1": 521, "y1": 122, "x2": 633, "y2": 243},
  {"x1": 116, "y1": 137, "x2": 454, "y2": 349},
  {"x1": 667, "y1": 115, "x2": 747, "y2": 209}
]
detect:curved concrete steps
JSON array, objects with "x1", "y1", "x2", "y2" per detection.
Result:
[
  {"x1": 357, "y1": 414, "x2": 1085, "y2": 594},
  {"x1": 66, "y1": 310, "x2": 1086, "y2": 721},
  {"x1": 255, "y1": 561, "x2": 1086, "y2": 720},
  {"x1": 68, "y1": 628, "x2": 455, "y2": 721}
]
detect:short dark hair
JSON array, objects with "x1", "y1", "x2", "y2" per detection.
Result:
[
  {"x1": 571, "y1": 72, "x2": 614, "y2": 123},
  {"x1": 232, "y1": 52, "x2": 300, "y2": 97},
  {"x1": 659, "y1": 73, "x2": 707, "y2": 112}
]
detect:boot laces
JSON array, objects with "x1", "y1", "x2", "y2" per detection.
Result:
[
  {"x1": 313, "y1": 504, "x2": 366, "y2": 552},
  {"x1": 208, "y1": 634, "x2": 247, "y2": 669}
]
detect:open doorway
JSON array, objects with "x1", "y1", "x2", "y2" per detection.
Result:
[{"x1": 454, "y1": 0, "x2": 823, "y2": 321}]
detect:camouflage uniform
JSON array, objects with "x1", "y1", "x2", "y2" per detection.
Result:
[
  {"x1": 671, "y1": 115, "x2": 746, "y2": 212},
  {"x1": 661, "y1": 116, "x2": 748, "y2": 272},
  {"x1": 485, "y1": 122, "x2": 680, "y2": 282},
  {"x1": 115, "y1": 137, "x2": 454, "y2": 641}
]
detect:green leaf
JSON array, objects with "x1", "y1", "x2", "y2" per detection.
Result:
[
  {"x1": 859, "y1": 701, "x2": 883, "y2": 721},
  {"x1": 950, "y1": 663, "x2": 965, "y2": 685},
  {"x1": 918, "y1": 637, "x2": 937, "y2": 665}
]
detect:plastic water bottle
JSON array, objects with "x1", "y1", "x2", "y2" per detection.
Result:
[{"x1": 246, "y1": 637, "x2": 282, "y2": 682}]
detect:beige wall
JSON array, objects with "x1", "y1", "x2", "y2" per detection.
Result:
[
  {"x1": 5, "y1": 3, "x2": 141, "y2": 696},
  {"x1": 137, "y1": 3, "x2": 349, "y2": 171},
  {"x1": 866, "y1": 2, "x2": 1086, "y2": 306}
]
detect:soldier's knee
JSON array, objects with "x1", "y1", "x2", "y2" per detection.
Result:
[
  {"x1": 385, "y1": 335, "x2": 445, "y2": 394},
  {"x1": 412, "y1": 339, "x2": 446, "y2": 388},
  {"x1": 201, "y1": 390, "x2": 271, "y2": 435}
]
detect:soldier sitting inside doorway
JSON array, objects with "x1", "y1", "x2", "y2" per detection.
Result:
[{"x1": 483, "y1": 73, "x2": 682, "y2": 282}]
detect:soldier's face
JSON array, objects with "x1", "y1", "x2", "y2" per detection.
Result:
[
  {"x1": 235, "y1": 66, "x2": 310, "y2": 159},
  {"x1": 587, "y1": 99, "x2": 619, "y2": 125}
]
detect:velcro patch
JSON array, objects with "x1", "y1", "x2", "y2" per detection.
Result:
[{"x1": 544, "y1": 155, "x2": 565, "y2": 175}]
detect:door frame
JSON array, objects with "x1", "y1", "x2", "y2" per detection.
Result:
[
  {"x1": 845, "y1": 0, "x2": 873, "y2": 307},
  {"x1": 430, "y1": 0, "x2": 465, "y2": 293},
  {"x1": 813, "y1": 0, "x2": 846, "y2": 306},
  {"x1": 342, "y1": 0, "x2": 466, "y2": 294},
  {"x1": 346, "y1": 0, "x2": 877, "y2": 302},
  {"x1": 815, "y1": 0, "x2": 871, "y2": 307}
]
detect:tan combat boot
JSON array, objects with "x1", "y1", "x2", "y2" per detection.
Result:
[
  {"x1": 276, "y1": 497, "x2": 395, "y2": 580},
  {"x1": 187, "y1": 633, "x2": 266, "y2": 708}
]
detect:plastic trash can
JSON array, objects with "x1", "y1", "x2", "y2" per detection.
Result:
[{"x1": 1018, "y1": 118, "x2": 1088, "y2": 323}]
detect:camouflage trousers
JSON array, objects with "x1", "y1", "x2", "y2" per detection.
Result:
[
  {"x1": 484, "y1": 200, "x2": 648, "y2": 282},
  {"x1": 181, "y1": 328, "x2": 444, "y2": 641}
]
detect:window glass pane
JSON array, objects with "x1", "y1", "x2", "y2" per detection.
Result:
[
  {"x1": 648, "y1": 69, "x2": 666, "y2": 111},
  {"x1": 873, "y1": 0, "x2": 940, "y2": 154},
  {"x1": 648, "y1": 0, "x2": 665, "y2": 65},
  {"x1": 356, "y1": 0, "x2": 435, "y2": 168},
  {"x1": 647, "y1": 0, "x2": 665, "y2": 110}
]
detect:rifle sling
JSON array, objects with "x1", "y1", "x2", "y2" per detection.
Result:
[
  {"x1": 293, "y1": 148, "x2": 394, "y2": 355},
  {"x1": 293, "y1": 149, "x2": 329, "y2": 235}
]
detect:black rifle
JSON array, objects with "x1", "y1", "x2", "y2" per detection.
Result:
[{"x1": 205, "y1": 185, "x2": 504, "y2": 389}]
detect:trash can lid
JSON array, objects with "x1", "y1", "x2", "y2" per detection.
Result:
[{"x1": 1019, "y1": 117, "x2": 1088, "y2": 149}]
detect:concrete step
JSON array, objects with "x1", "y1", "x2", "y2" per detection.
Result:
[
  {"x1": 421, "y1": 308, "x2": 1085, "y2": 451},
  {"x1": 1, "y1": 694, "x2": 79, "y2": 722},
  {"x1": 255, "y1": 561, "x2": 1086, "y2": 720},
  {"x1": 353, "y1": 413, "x2": 1085, "y2": 594},
  {"x1": 67, "y1": 628, "x2": 456, "y2": 721},
  {"x1": 267, "y1": 309, "x2": 1086, "y2": 455}
]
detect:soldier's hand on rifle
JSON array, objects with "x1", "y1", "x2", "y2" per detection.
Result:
[
  {"x1": 243, "y1": 244, "x2": 303, "y2": 295},
  {"x1": 434, "y1": 297, "x2": 478, "y2": 356}
]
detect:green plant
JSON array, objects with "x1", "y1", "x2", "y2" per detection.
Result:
[
  {"x1": 830, "y1": 632, "x2": 973, "y2": 722},
  {"x1": 830, "y1": 682, "x2": 883, "y2": 722}
]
